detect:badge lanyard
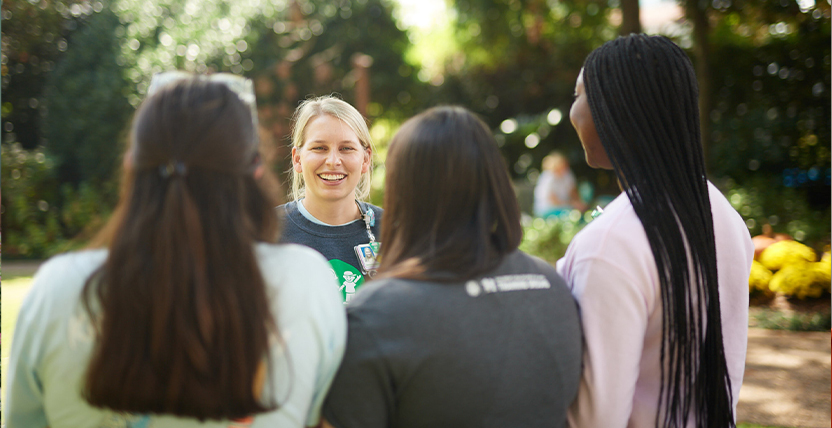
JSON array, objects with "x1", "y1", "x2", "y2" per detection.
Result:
[
  {"x1": 359, "y1": 201, "x2": 376, "y2": 244},
  {"x1": 354, "y1": 201, "x2": 380, "y2": 276}
]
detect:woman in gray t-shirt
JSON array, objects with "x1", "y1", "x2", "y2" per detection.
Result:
[{"x1": 321, "y1": 106, "x2": 582, "y2": 428}]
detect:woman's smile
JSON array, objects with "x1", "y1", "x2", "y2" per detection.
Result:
[
  {"x1": 292, "y1": 114, "x2": 370, "y2": 205},
  {"x1": 318, "y1": 173, "x2": 347, "y2": 182}
]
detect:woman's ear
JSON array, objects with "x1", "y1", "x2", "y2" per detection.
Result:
[
  {"x1": 292, "y1": 146, "x2": 303, "y2": 173},
  {"x1": 361, "y1": 146, "x2": 372, "y2": 174}
]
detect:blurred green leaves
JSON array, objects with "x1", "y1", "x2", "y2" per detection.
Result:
[
  {"x1": 520, "y1": 214, "x2": 587, "y2": 265},
  {"x1": 42, "y1": 6, "x2": 132, "y2": 186},
  {"x1": 1, "y1": 0, "x2": 829, "y2": 258}
]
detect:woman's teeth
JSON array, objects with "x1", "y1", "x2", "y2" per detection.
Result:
[{"x1": 319, "y1": 173, "x2": 346, "y2": 181}]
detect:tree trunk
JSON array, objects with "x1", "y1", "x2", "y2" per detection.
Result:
[
  {"x1": 620, "y1": 0, "x2": 641, "y2": 35},
  {"x1": 351, "y1": 53, "x2": 373, "y2": 117},
  {"x1": 686, "y1": 0, "x2": 713, "y2": 173}
]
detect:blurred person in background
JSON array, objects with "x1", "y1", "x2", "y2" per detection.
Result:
[
  {"x1": 534, "y1": 151, "x2": 587, "y2": 218},
  {"x1": 560, "y1": 34, "x2": 753, "y2": 427},
  {"x1": 5, "y1": 73, "x2": 346, "y2": 428},
  {"x1": 279, "y1": 96, "x2": 382, "y2": 304},
  {"x1": 321, "y1": 106, "x2": 582, "y2": 428}
]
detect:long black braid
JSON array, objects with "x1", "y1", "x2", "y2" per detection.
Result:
[{"x1": 583, "y1": 34, "x2": 735, "y2": 427}]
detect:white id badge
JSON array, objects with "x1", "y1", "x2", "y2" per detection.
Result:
[{"x1": 355, "y1": 242, "x2": 380, "y2": 275}]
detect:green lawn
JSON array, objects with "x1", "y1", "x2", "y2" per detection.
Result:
[{"x1": 2, "y1": 276, "x2": 35, "y2": 418}]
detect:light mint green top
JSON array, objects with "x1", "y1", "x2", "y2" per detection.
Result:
[{"x1": 5, "y1": 243, "x2": 346, "y2": 428}]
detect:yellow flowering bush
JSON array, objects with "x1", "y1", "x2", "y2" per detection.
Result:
[
  {"x1": 815, "y1": 252, "x2": 831, "y2": 284},
  {"x1": 768, "y1": 263, "x2": 829, "y2": 299},
  {"x1": 751, "y1": 242, "x2": 829, "y2": 300},
  {"x1": 748, "y1": 260, "x2": 774, "y2": 295},
  {"x1": 758, "y1": 240, "x2": 817, "y2": 271}
]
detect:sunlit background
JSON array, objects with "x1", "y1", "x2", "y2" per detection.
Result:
[{"x1": 2, "y1": 0, "x2": 830, "y2": 262}]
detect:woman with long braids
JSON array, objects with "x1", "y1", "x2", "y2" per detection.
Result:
[
  {"x1": 5, "y1": 73, "x2": 346, "y2": 427},
  {"x1": 558, "y1": 35, "x2": 754, "y2": 427}
]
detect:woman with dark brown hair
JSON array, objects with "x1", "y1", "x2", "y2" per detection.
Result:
[
  {"x1": 5, "y1": 73, "x2": 346, "y2": 428},
  {"x1": 320, "y1": 106, "x2": 582, "y2": 428}
]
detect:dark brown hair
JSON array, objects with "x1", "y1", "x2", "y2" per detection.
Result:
[
  {"x1": 379, "y1": 106, "x2": 522, "y2": 281},
  {"x1": 583, "y1": 34, "x2": 733, "y2": 427},
  {"x1": 82, "y1": 77, "x2": 281, "y2": 420}
]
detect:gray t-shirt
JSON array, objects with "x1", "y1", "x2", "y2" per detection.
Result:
[{"x1": 322, "y1": 250, "x2": 582, "y2": 428}]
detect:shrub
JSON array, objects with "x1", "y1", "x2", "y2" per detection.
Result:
[
  {"x1": 519, "y1": 213, "x2": 587, "y2": 265},
  {"x1": 720, "y1": 176, "x2": 830, "y2": 253},
  {"x1": 758, "y1": 240, "x2": 818, "y2": 271},
  {"x1": 1, "y1": 143, "x2": 117, "y2": 258},
  {"x1": 753, "y1": 241, "x2": 831, "y2": 300},
  {"x1": 58, "y1": 180, "x2": 117, "y2": 243},
  {"x1": 749, "y1": 260, "x2": 774, "y2": 296},
  {"x1": 1, "y1": 143, "x2": 65, "y2": 257},
  {"x1": 768, "y1": 263, "x2": 829, "y2": 299}
]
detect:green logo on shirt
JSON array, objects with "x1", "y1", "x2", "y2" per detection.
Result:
[{"x1": 329, "y1": 259, "x2": 365, "y2": 304}]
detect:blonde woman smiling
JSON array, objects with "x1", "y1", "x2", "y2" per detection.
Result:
[{"x1": 279, "y1": 96, "x2": 382, "y2": 303}]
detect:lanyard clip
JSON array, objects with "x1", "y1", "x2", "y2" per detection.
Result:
[
  {"x1": 357, "y1": 201, "x2": 376, "y2": 243},
  {"x1": 363, "y1": 207, "x2": 376, "y2": 228}
]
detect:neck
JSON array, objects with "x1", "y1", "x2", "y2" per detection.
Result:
[{"x1": 302, "y1": 197, "x2": 361, "y2": 225}]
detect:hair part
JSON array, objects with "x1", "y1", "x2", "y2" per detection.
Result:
[
  {"x1": 583, "y1": 34, "x2": 734, "y2": 427},
  {"x1": 289, "y1": 95, "x2": 374, "y2": 201},
  {"x1": 379, "y1": 106, "x2": 522, "y2": 281},
  {"x1": 83, "y1": 78, "x2": 281, "y2": 420}
]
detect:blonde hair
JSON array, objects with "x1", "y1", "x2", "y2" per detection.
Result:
[{"x1": 290, "y1": 95, "x2": 374, "y2": 201}]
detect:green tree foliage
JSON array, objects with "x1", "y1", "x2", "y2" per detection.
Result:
[
  {"x1": 706, "y1": 1, "x2": 830, "y2": 243},
  {"x1": 449, "y1": 0, "x2": 614, "y2": 120},
  {"x1": 42, "y1": 6, "x2": 133, "y2": 186},
  {"x1": 441, "y1": 0, "x2": 830, "y2": 248},
  {"x1": 3, "y1": 0, "x2": 829, "y2": 256},
  {"x1": 38, "y1": 0, "x2": 421, "y2": 180},
  {"x1": 248, "y1": 0, "x2": 422, "y2": 115},
  {"x1": 1, "y1": 0, "x2": 83, "y2": 151},
  {"x1": 436, "y1": 0, "x2": 619, "y2": 199},
  {"x1": 244, "y1": 0, "x2": 427, "y2": 176},
  {"x1": 708, "y1": 1, "x2": 830, "y2": 178},
  {"x1": 1, "y1": 0, "x2": 421, "y2": 256}
]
